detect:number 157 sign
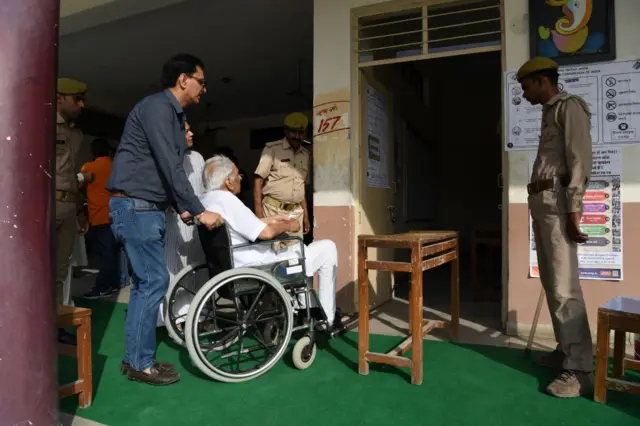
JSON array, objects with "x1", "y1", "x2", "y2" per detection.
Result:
[{"x1": 313, "y1": 101, "x2": 350, "y2": 138}]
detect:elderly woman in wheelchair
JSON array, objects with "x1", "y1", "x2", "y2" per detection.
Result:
[{"x1": 162, "y1": 155, "x2": 351, "y2": 383}]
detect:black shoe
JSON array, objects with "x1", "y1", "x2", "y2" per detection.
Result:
[
  {"x1": 58, "y1": 329, "x2": 77, "y2": 346},
  {"x1": 83, "y1": 287, "x2": 115, "y2": 299},
  {"x1": 127, "y1": 366, "x2": 180, "y2": 386},
  {"x1": 121, "y1": 360, "x2": 176, "y2": 375}
]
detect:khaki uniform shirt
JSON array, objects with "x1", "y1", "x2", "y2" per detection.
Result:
[
  {"x1": 255, "y1": 138, "x2": 310, "y2": 204},
  {"x1": 56, "y1": 113, "x2": 83, "y2": 194},
  {"x1": 529, "y1": 92, "x2": 592, "y2": 214}
]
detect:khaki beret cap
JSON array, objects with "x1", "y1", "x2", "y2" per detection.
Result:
[
  {"x1": 284, "y1": 112, "x2": 309, "y2": 130},
  {"x1": 516, "y1": 57, "x2": 559, "y2": 81},
  {"x1": 57, "y1": 78, "x2": 88, "y2": 95}
]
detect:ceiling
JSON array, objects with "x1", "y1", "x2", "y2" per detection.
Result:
[{"x1": 58, "y1": 0, "x2": 313, "y2": 122}]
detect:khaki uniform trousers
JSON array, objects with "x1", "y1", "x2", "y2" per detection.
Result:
[
  {"x1": 531, "y1": 212, "x2": 593, "y2": 372},
  {"x1": 262, "y1": 196, "x2": 304, "y2": 240},
  {"x1": 56, "y1": 201, "x2": 77, "y2": 304}
]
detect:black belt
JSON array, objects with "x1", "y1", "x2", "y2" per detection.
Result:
[
  {"x1": 527, "y1": 176, "x2": 569, "y2": 195},
  {"x1": 111, "y1": 192, "x2": 171, "y2": 210}
]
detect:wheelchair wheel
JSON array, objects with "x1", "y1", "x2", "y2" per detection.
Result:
[
  {"x1": 185, "y1": 268, "x2": 294, "y2": 383},
  {"x1": 261, "y1": 319, "x2": 281, "y2": 346},
  {"x1": 292, "y1": 335, "x2": 316, "y2": 370},
  {"x1": 164, "y1": 263, "x2": 212, "y2": 346}
]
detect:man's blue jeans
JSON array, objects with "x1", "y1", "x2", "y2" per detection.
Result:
[
  {"x1": 119, "y1": 246, "x2": 131, "y2": 288},
  {"x1": 109, "y1": 196, "x2": 169, "y2": 371}
]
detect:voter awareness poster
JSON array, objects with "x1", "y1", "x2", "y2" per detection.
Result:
[{"x1": 528, "y1": 148, "x2": 623, "y2": 280}]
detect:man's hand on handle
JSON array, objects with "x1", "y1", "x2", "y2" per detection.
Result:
[
  {"x1": 197, "y1": 211, "x2": 224, "y2": 230},
  {"x1": 180, "y1": 211, "x2": 194, "y2": 225},
  {"x1": 567, "y1": 212, "x2": 588, "y2": 244},
  {"x1": 180, "y1": 210, "x2": 224, "y2": 230}
]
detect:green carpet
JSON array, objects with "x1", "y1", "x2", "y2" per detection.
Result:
[{"x1": 60, "y1": 299, "x2": 640, "y2": 426}]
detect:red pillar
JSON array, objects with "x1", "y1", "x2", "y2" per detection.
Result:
[{"x1": 0, "y1": 0, "x2": 60, "y2": 423}]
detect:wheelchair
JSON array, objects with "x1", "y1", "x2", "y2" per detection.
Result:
[{"x1": 163, "y1": 224, "x2": 347, "y2": 383}]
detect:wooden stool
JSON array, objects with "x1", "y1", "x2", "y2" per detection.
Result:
[
  {"x1": 594, "y1": 296, "x2": 640, "y2": 404},
  {"x1": 357, "y1": 231, "x2": 459, "y2": 385},
  {"x1": 57, "y1": 305, "x2": 93, "y2": 408}
]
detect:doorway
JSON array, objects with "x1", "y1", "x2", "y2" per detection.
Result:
[{"x1": 358, "y1": 50, "x2": 504, "y2": 329}]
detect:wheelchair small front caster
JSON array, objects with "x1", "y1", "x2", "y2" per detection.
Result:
[{"x1": 292, "y1": 335, "x2": 316, "y2": 370}]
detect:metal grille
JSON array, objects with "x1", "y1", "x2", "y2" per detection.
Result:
[
  {"x1": 427, "y1": 0, "x2": 501, "y2": 54},
  {"x1": 356, "y1": 0, "x2": 502, "y2": 65},
  {"x1": 357, "y1": 8, "x2": 424, "y2": 63}
]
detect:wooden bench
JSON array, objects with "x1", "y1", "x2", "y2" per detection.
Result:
[
  {"x1": 57, "y1": 305, "x2": 93, "y2": 408},
  {"x1": 357, "y1": 231, "x2": 459, "y2": 385}
]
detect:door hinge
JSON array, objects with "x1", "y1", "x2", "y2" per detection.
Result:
[{"x1": 358, "y1": 211, "x2": 362, "y2": 225}]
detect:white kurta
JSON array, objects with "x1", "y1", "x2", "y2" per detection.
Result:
[{"x1": 157, "y1": 150, "x2": 206, "y2": 327}]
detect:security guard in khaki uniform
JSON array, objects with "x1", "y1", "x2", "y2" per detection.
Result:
[
  {"x1": 254, "y1": 112, "x2": 311, "y2": 239},
  {"x1": 56, "y1": 78, "x2": 90, "y2": 343},
  {"x1": 519, "y1": 57, "x2": 593, "y2": 398}
]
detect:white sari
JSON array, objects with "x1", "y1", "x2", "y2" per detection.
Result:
[{"x1": 157, "y1": 150, "x2": 206, "y2": 327}]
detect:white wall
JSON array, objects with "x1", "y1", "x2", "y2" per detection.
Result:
[{"x1": 505, "y1": 0, "x2": 640, "y2": 204}]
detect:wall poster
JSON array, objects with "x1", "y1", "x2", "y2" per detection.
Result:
[
  {"x1": 529, "y1": 148, "x2": 623, "y2": 280},
  {"x1": 365, "y1": 85, "x2": 389, "y2": 188},
  {"x1": 504, "y1": 58, "x2": 640, "y2": 150}
]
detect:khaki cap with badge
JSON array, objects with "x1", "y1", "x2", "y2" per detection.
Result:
[
  {"x1": 516, "y1": 57, "x2": 559, "y2": 81},
  {"x1": 57, "y1": 78, "x2": 88, "y2": 95},
  {"x1": 284, "y1": 112, "x2": 309, "y2": 131}
]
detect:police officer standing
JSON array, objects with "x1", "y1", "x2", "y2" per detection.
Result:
[
  {"x1": 518, "y1": 57, "x2": 593, "y2": 398},
  {"x1": 56, "y1": 78, "x2": 90, "y2": 344},
  {"x1": 254, "y1": 112, "x2": 311, "y2": 239}
]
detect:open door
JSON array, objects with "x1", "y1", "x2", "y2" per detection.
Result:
[{"x1": 358, "y1": 69, "x2": 396, "y2": 306}]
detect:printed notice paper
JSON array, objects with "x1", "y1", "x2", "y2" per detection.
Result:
[
  {"x1": 365, "y1": 86, "x2": 389, "y2": 188},
  {"x1": 505, "y1": 58, "x2": 640, "y2": 150}
]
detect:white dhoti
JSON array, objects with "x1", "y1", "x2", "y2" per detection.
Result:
[{"x1": 247, "y1": 239, "x2": 338, "y2": 323}]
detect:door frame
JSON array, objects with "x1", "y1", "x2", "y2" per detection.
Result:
[
  {"x1": 350, "y1": 0, "x2": 509, "y2": 330},
  {"x1": 356, "y1": 68, "x2": 397, "y2": 306}
]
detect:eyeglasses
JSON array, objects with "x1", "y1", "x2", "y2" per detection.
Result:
[{"x1": 187, "y1": 74, "x2": 207, "y2": 88}]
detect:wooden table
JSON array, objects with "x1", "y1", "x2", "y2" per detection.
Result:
[
  {"x1": 357, "y1": 231, "x2": 459, "y2": 385},
  {"x1": 57, "y1": 305, "x2": 93, "y2": 408},
  {"x1": 595, "y1": 296, "x2": 640, "y2": 404}
]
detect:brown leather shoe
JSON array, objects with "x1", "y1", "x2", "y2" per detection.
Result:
[
  {"x1": 127, "y1": 366, "x2": 180, "y2": 386},
  {"x1": 121, "y1": 360, "x2": 176, "y2": 375}
]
